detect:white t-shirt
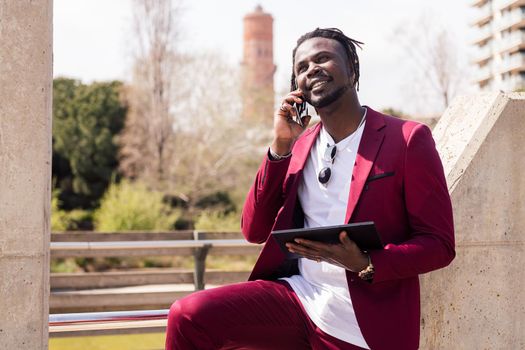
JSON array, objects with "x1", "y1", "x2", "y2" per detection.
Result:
[{"x1": 281, "y1": 112, "x2": 370, "y2": 349}]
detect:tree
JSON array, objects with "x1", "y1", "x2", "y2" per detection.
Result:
[
  {"x1": 119, "y1": 0, "x2": 182, "y2": 184},
  {"x1": 166, "y1": 53, "x2": 269, "y2": 215},
  {"x1": 52, "y1": 78, "x2": 127, "y2": 209},
  {"x1": 120, "y1": 50, "x2": 269, "y2": 224},
  {"x1": 394, "y1": 15, "x2": 465, "y2": 115},
  {"x1": 119, "y1": 2, "x2": 270, "y2": 226}
]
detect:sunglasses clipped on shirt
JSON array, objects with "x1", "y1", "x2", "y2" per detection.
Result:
[
  {"x1": 317, "y1": 110, "x2": 367, "y2": 186},
  {"x1": 318, "y1": 143, "x2": 337, "y2": 185}
]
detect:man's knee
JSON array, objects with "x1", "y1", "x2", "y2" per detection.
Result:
[
  {"x1": 167, "y1": 299, "x2": 185, "y2": 330},
  {"x1": 166, "y1": 293, "x2": 218, "y2": 350},
  {"x1": 167, "y1": 291, "x2": 211, "y2": 331},
  {"x1": 168, "y1": 297, "x2": 196, "y2": 330}
]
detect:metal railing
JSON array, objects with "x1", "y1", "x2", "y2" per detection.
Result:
[
  {"x1": 50, "y1": 231, "x2": 261, "y2": 291},
  {"x1": 49, "y1": 309, "x2": 169, "y2": 326},
  {"x1": 49, "y1": 231, "x2": 262, "y2": 336}
]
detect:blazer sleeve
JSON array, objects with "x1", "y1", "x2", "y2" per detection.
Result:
[
  {"x1": 241, "y1": 153, "x2": 291, "y2": 244},
  {"x1": 369, "y1": 124, "x2": 456, "y2": 283}
]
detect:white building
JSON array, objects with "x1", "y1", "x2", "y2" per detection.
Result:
[{"x1": 472, "y1": 0, "x2": 525, "y2": 91}]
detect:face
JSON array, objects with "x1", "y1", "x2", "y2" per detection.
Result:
[{"x1": 293, "y1": 37, "x2": 354, "y2": 108}]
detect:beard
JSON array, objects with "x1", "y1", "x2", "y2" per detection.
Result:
[{"x1": 305, "y1": 81, "x2": 351, "y2": 108}]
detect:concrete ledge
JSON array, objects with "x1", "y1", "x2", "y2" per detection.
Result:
[{"x1": 421, "y1": 92, "x2": 525, "y2": 349}]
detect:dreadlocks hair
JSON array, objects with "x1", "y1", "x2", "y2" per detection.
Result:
[{"x1": 290, "y1": 28, "x2": 364, "y2": 116}]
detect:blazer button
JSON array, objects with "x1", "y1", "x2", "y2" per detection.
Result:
[{"x1": 350, "y1": 278, "x2": 355, "y2": 282}]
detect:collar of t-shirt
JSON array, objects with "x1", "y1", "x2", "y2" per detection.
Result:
[{"x1": 299, "y1": 109, "x2": 367, "y2": 228}]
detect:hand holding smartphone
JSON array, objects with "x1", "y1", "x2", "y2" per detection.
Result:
[
  {"x1": 291, "y1": 102, "x2": 307, "y2": 127},
  {"x1": 272, "y1": 89, "x2": 311, "y2": 156},
  {"x1": 279, "y1": 89, "x2": 308, "y2": 128}
]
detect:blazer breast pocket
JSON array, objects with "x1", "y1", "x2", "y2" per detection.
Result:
[{"x1": 365, "y1": 171, "x2": 395, "y2": 191}]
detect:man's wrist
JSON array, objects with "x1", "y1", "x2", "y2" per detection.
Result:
[
  {"x1": 270, "y1": 139, "x2": 293, "y2": 156},
  {"x1": 358, "y1": 253, "x2": 375, "y2": 281},
  {"x1": 268, "y1": 147, "x2": 292, "y2": 161}
]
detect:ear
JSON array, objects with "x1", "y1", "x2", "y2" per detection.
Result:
[
  {"x1": 347, "y1": 71, "x2": 357, "y2": 87},
  {"x1": 347, "y1": 63, "x2": 356, "y2": 86}
]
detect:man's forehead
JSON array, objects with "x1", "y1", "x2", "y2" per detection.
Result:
[{"x1": 294, "y1": 37, "x2": 345, "y2": 63}]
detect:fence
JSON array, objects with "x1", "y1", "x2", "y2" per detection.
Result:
[{"x1": 49, "y1": 231, "x2": 262, "y2": 337}]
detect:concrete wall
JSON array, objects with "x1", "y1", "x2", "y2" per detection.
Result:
[
  {"x1": 420, "y1": 92, "x2": 525, "y2": 349},
  {"x1": 0, "y1": 1, "x2": 53, "y2": 349}
]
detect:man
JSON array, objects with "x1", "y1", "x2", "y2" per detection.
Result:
[{"x1": 166, "y1": 27, "x2": 455, "y2": 350}]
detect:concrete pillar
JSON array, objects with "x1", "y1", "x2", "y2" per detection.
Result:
[
  {"x1": 420, "y1": 92, "x2": 525, "y2": 349},
  {"x1": 0, "y1": 1, "x2": 53, "y2": 349}
]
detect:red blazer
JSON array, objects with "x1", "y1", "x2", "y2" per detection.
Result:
[{"x1": 241, "y1": 107, "x2": 455, "y2": 350}]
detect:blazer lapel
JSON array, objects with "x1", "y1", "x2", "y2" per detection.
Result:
[
  {"x1": 288, "y1": 122, "x2": 322, "y2": 175},
  {"x1": 273, "y1": 123, "x2": 321, "y2": 231},
  {"x1": 249, "y1": 124, "x2": 321, "y2": 280},
  {"x1": 345, "y1": 108, "x2": 386, "y2": 223}
]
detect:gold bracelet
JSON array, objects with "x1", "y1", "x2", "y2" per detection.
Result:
[{"x1": 358, "y1": 254, "x2": 375, "y2": 281}]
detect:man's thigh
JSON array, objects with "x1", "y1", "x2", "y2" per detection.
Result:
[
  {"x1": 309, "y1": 326, "x2": 368, "y2": 350},
  {"x1": 166, "y1": 280, "x2": 312, "y2": 350}
]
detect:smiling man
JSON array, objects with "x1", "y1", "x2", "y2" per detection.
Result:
[{"x1": 165, "y1": 28, "x2": 455, "y2": 350}]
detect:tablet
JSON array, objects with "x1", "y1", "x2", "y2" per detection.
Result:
[{"x1": 271, "y1": 221, "x2": 383, "y2": 259}]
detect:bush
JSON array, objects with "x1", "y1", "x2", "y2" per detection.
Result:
[
  {"x1": 51, "y1": 190, "x2": 93, "y2": 231},
  {"x1": 50, "y1": 258, "x2": 82, "y2": 273},
  {"x1": 194, "y1": 210, "x2": 240, "y2": 231},
  {"x1": 94, "y1": 180, "x2": 180, "y2": 231},
  {"x1": 51, "y1": 192, "x2": 69, "y2": 231},
  {"x1": 194, "y1": 211, "x2": 255, "y2": 271}
]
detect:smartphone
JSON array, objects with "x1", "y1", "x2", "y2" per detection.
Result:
[
  {"x1": 292, "y1": 104, "x2": 304, "y2": 127},
  {"x1": 292, "y1": 90, "x2": 307, "y2": 127}
]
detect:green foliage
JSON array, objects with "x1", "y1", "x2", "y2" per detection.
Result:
[
  {"x1": 194, "y1": 210, "x2": 240, "y2": 231},
  {"x1": 51, "y1": 191, "x2": 69, "y2": 231},
  {"x1": 94, "y1": 180, "x2": 180, "y2": 231},
  {"x1": 206, "y1": 255, "x2": 257, "y2": 271},
  {"x1": 51, "y1": 189, "x2": 93, "y2": 231},
  {"x1": 52, "y1": 78, "x2": 127, "y2": 209},
  {"x1": 195, "y1": 191, "x2": 236, "y2": 213},
  {"x1": 50, "y1": 258, "x2": 81, "y2": 273},
  {"x1": 62, "y1": 209, "x2": 93, "y2": 230}
]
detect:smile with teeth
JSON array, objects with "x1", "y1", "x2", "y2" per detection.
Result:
[{"x1": 309, "y1": 78, "x2": 330, "y2": 90}]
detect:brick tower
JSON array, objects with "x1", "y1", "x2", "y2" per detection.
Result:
[{"x1": 241, "y1": 5, "x2": 276, "y2": 123}]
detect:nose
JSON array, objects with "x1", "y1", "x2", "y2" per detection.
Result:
[{"x1": 306, "y1": 63, "x2": 321, "y2": 78}]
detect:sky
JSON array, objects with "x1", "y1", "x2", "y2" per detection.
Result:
[{"x1": 54, "y1": 0, "x2": 477, "y2": 115}]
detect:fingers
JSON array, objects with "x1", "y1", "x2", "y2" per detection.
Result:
[
  {"x1": 339, "y1": 231, "x2": 350, "y2": 244},
  {"x1": 278, "y1": 91, "x2": 303, "y2": 115},
  {"x1": 286, "y1": 238, "x2": 335, "y2": 261},
  {"x1": 289, "y1": 89, "x2": 303, "y2": 97},
  {"x1": 301, "y1": 115, "x2": 312, "y2": 127},
  {"x1": 339, "y1": 231, "x2": 356, "y2": 249},
  {"x1": 286, "y1": 241, "x2": 321, "y2": 259},
  {"x1": 278, "y1": 101, "x2": 299, "y2": 117},
  {"x1": 284, "y1": 91, "x2": 303, "y2": 105},
  {"x1": 294, "y1": 238, "x2": 328, "y2": 250}
]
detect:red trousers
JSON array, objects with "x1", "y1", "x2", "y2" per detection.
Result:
[{"x1": 165, "y1": 280, "x2": 366, "y2": 350}]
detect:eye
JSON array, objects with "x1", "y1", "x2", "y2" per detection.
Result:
[
  {"x1": 317, "y1": 55, "x2": 329, "y2": 63},
  {"x1": 296, "y1": 64, "x2": 307, "y2": 74}
]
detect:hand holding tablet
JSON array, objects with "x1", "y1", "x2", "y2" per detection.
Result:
[{"x1": 271, "y1": 222, "x2": 383, "y2": 260}]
